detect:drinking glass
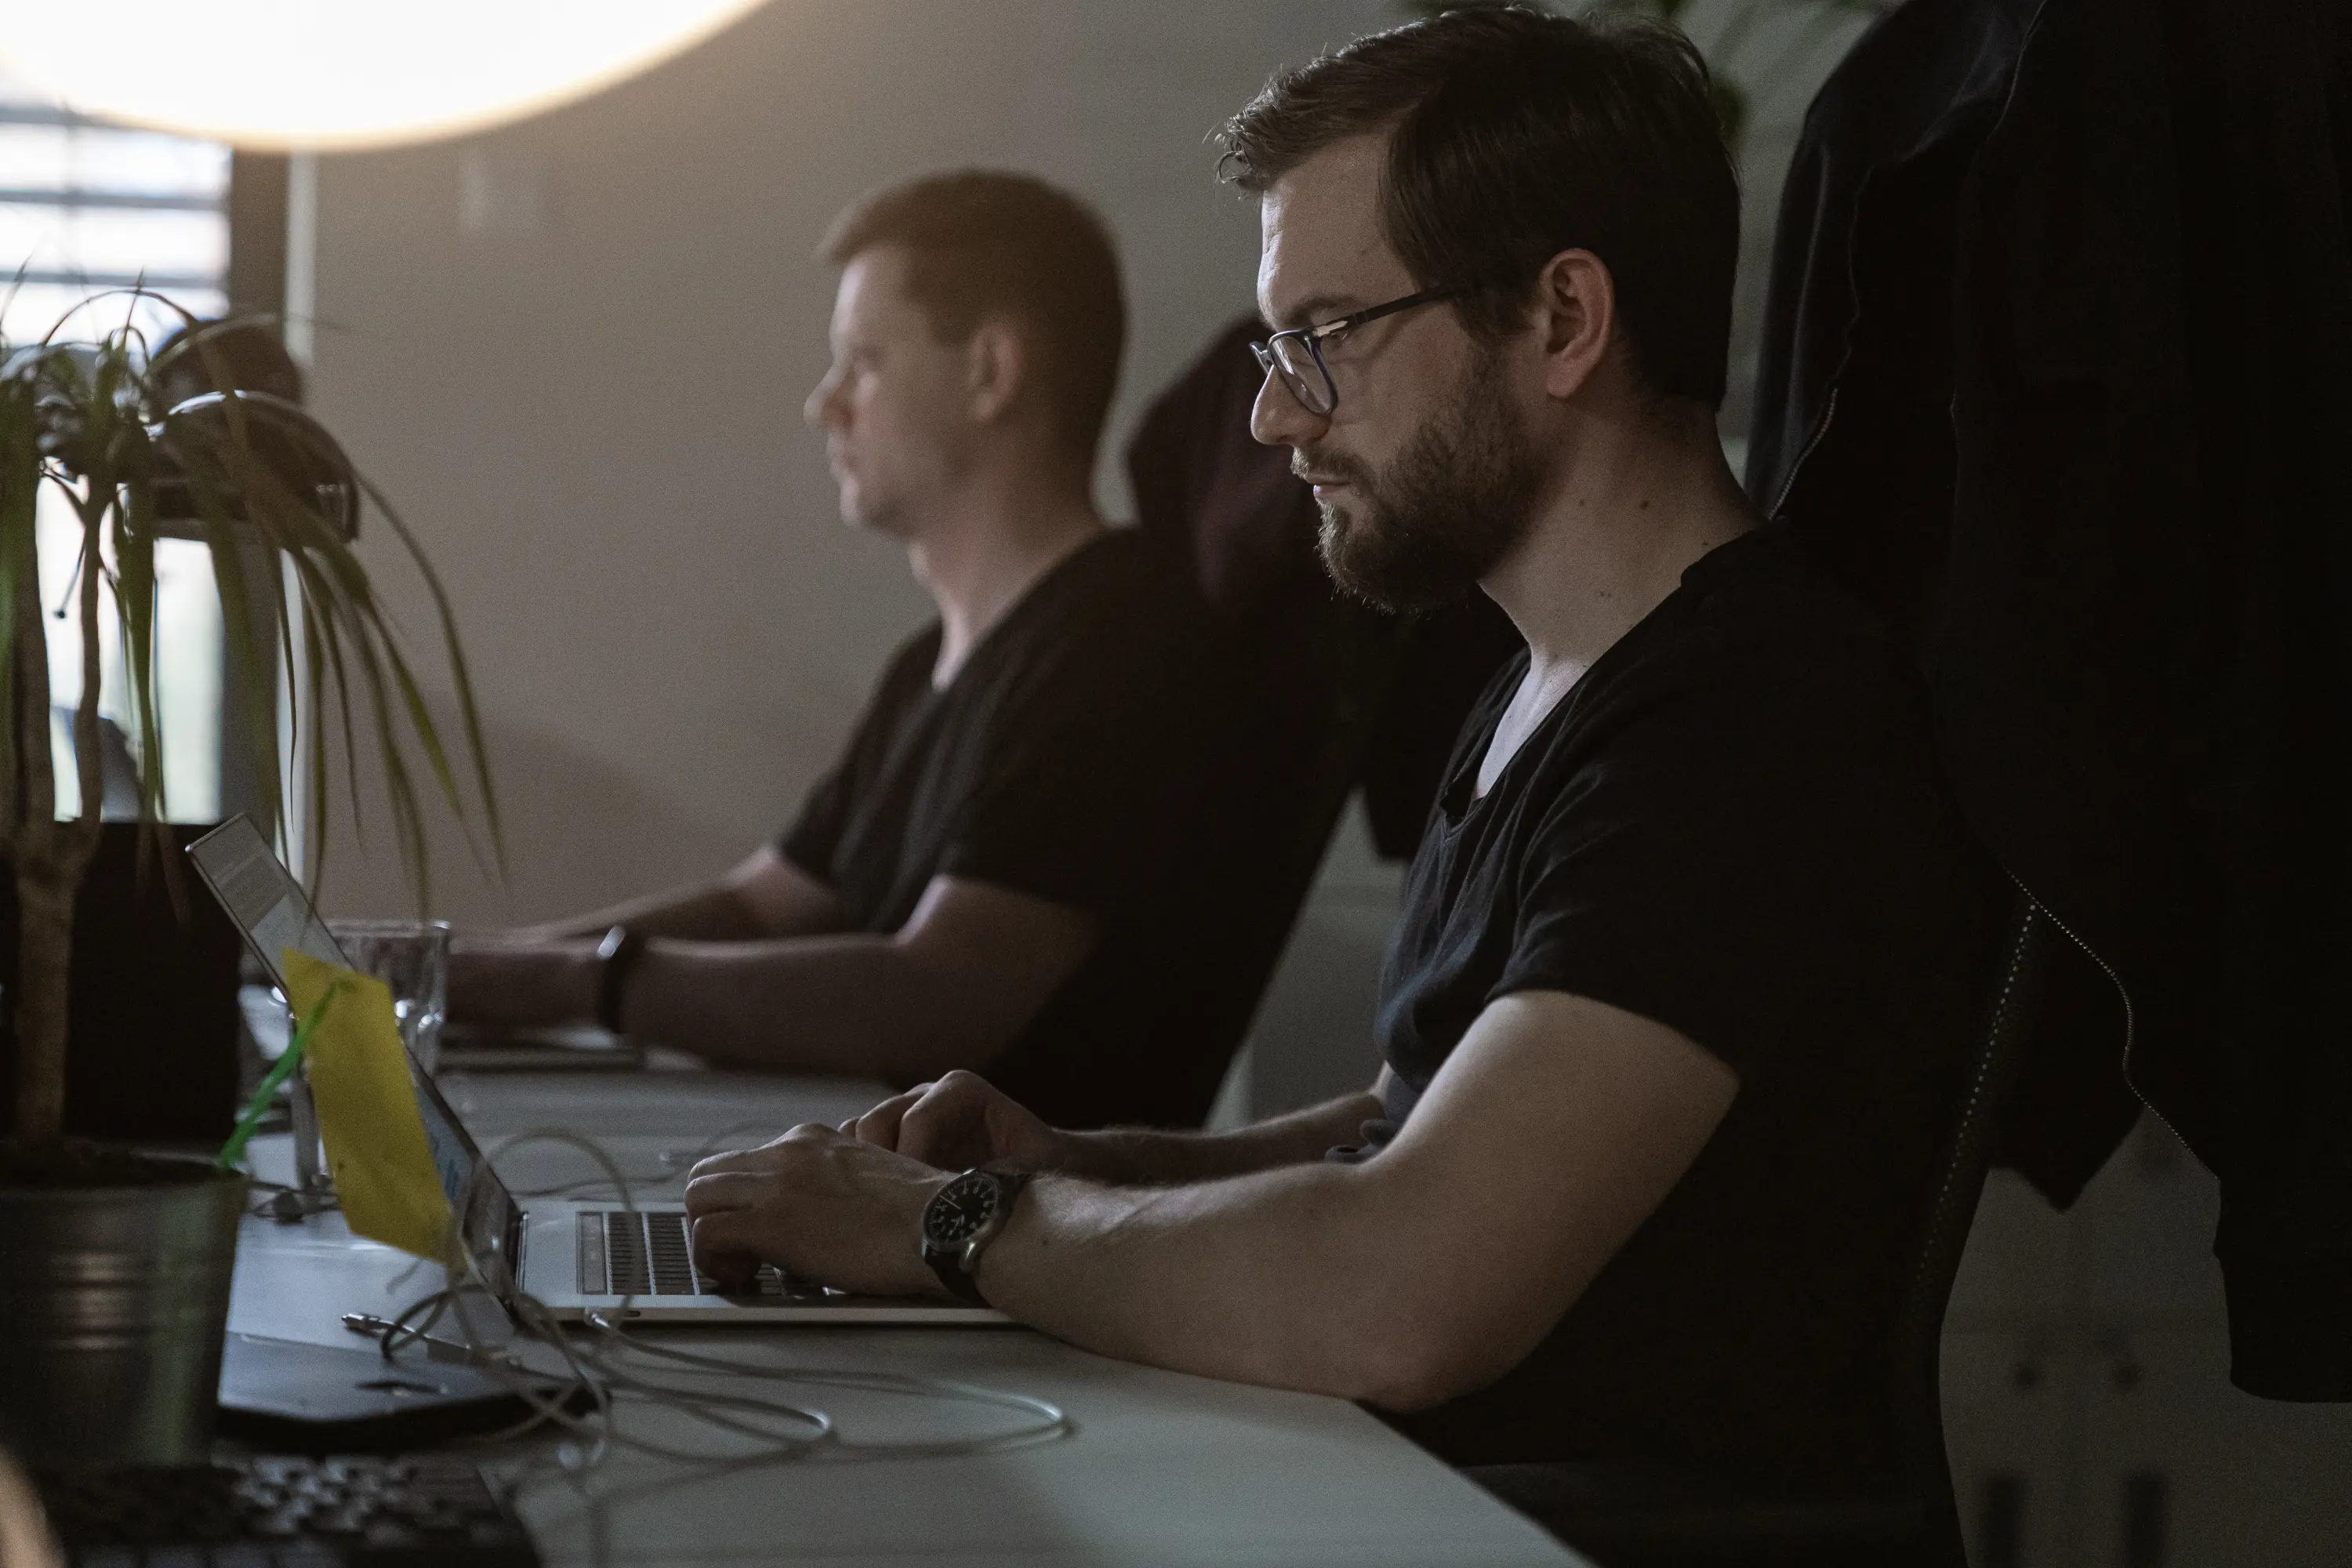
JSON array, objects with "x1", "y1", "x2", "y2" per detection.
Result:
[{"x1": 325, "y1": 918, "x2": 452, "y2": 1073}]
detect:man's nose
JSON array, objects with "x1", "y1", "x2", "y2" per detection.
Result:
[
  {"x1": 1248, "y1": 363, "x2": 1327, "y2": 450},
  {"x1": 804, "y1": 371, "x2": 841, "y2": 430}
]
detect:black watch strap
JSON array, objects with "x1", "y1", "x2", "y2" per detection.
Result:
[
  {"x1": 593, "y1": 925, "x2": 648, "y2": 1035},
  {"x1": 927, "y1": 1246, "x2": 989, "y2": 1305}
]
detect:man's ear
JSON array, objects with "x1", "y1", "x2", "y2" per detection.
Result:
[
  {"x1": 964, "y1": 318, "x2": 1027, "y2": 426},
  {"x1": 1531, "y1": 249, "x2": 1616, "y2": 403}
]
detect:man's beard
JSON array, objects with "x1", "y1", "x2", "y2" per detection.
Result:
[{"x1": 1304, "y1": 347, "x2": 1544, "y2": 613}]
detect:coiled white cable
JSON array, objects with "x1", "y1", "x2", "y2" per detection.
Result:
[{"x1": 364, "y1": 1126, "x2": 1072, "y2": 1479}]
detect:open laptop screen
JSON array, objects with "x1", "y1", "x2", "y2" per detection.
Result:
[
  {"x1": 187, "y1": 816, "x2": 523, "y2": 1298},
  {"x1": 186, "y1": 815, "x2": 347, "y2": 992},
  {"x1": 408, "y1": 1057, "x2": 523, "y2": 1297}
]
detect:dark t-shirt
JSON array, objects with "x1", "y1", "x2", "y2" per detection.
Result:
[
  {"x1": 1367, "y1": 528, "x2": 2009, "y2": 1480},
  {"x1": 780, "y1": 528, "x2": 1232, "y2": 1129}
]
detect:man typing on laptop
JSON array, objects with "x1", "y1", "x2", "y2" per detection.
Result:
[
  {"x1": 449, "y1": 172, "x2": 1240, "y2": 1132},
  {"x1": 192, "y1": 812, "x2": 1006, "y2": 1323},
  {"x1": 676, "y1": 7, "x2": 2011, "y2": 1490}
]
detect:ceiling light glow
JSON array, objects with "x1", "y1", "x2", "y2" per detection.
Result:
[{"x1": 0, "y1": 1, "x2": 771, "y2": 151}]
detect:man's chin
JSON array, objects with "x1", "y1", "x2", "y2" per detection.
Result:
[
  {"x1": 1316, "y1": 511, "x2": 1480, "y2": 614},
  {"x1": 837, "y1": 492, "x2": 910, "y2": 539}
]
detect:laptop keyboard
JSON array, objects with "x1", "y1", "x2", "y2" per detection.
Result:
[
  {"x1": 575, "y1": 1208, "x2": 821, "y2": 1300},
  {"x1": 34, "y1": 1453, "x2": 538, "y2": 1567},
  {"x1": 578, "y1": 1209, "x2": 704, "y2": 1296}
]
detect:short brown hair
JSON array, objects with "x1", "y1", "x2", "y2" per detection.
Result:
[
  {"x1": 822, "y1": 170, "x2": 1126, "y2": 462},
  {"x1": 1219, "y1": 6, "x2": 1737, "y2": 408}
]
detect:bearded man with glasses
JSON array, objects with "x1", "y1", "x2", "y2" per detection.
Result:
[{"x1": 681, "y1": 4, "x2": 2012, "y2": 1511}]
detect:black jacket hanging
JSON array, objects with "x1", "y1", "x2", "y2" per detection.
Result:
[{"x1": 1751, "y1": 0, "x2": 2352, "y2": 1399}]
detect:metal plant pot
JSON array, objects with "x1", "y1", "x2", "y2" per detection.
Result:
[{"x1": 0, "y1": 1154, "x2": 246, "y2": 1468}]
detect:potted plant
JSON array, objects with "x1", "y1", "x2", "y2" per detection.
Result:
[{"x1": 0, "y1": 299, "x2": 494, "y2": 1467}]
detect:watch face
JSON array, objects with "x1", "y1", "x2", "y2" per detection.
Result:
[{"x1": 924, "y1": 1174, "x2": 1000, "y2": 1248}]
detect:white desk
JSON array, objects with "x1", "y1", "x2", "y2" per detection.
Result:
[{"x1": 228, "y1": 1067, "x2": 1581, "y2": 1566}]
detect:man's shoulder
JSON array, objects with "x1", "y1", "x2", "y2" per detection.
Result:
[
  {"x1": 1064, "y1": 524, "x2": 1214, "y2": 617},
  {"x1": 1523, "y1": 531, "x2": 1936, "y2": 813},
  {"x1": 1009, "y1": 527, "x2": 1219, "y2": 668},
  {"x1": 1610, "y1": 529, "x2": 1913, "y2": 718}
]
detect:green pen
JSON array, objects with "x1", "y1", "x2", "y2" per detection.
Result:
[{"x1": 216, "y1": 980, "x2": 347, "y2": 1172}]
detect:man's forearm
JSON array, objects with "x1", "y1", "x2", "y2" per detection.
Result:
[
  {"x1": 1057, "y1": 1091, "x2": 1382, "y2": 1185},
  {"x1": 525, "y1": 882, "x2": 769, "y2": 943},
  {"x1": 521, "y1": 850, "x2": 844, "y2": 944},
  {"x1": 972, "y1": 1158, "x2": 1446, "y2": 1407},
  {"x1": 452, "y1": 883, "x2": 796, "y2": 1031},
  {"x1": 962, "y1": 993, "x2": 1737, "y2": 1413}
]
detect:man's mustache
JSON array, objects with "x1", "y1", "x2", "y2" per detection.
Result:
[{"x1": 1291, "y1": 448, "x2": 1373, "y2": 488}]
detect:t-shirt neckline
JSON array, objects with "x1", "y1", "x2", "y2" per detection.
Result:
[
  {"x1": 926, "y1": 526, "x2": 1121, "y2": 698},
  {"x1": 1437, "y1": 529, "x2": 1767, "y2": 830}
]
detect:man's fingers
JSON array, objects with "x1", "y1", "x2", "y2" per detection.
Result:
[
  {"x1": 681, "y1": 1169, "x2": 773, "y2": 1218},
  {"x1": 895, "y1": 1086, "x2": 991, "y2": 1169},
  {"x1": 687, "y1": 1123, "x2": 837, "y2": 1182},
  {"x1": 852, "y1": 1087, "x2": 928, "y2": 1150},
  {"x1": 688, "y1": 1207, "x2": 764, "y2": 1287},
  {"x1": 687, "y1": 1146, "x2": 781, "y2": 1181}
]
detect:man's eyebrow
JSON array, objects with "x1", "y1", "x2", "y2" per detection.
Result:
[{"x1": 1265, "y1": 292, "x2": 1364, "y2": 332}]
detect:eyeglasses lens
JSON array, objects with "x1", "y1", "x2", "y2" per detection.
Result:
[
  {"x1": 1273, "y1": 337, "x2": 1334, "y2": 415},
  {"x1": 1254, "y1": 337, "x2": 1334, "y2": 416}
]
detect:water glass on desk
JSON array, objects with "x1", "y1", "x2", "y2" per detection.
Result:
[{"x1": 325, "y1": 918, "x2": 451, "y2": 1073}]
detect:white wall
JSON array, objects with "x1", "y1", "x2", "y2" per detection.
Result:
[{"x1": 307, "y1": 0, "x2": 1391, "y2": 922}]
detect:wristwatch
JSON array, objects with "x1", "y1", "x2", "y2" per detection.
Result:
[
  {"x1": 593, "y1": 924, "x2": 647, "y2": 1035},
  {"x1": 920, "y1": 1168, "x2": 1033, "y2": 1305}
]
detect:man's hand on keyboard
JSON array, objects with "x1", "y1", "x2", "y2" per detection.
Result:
[
  {"x1": 843, "y1": 1069, "x2": 1066, "y2": 1173},
  {"x1": 684, "y1": 1124, "x2": 951, "y2": 1297}
]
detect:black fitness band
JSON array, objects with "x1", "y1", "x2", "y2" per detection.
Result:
[{"x1": 593, "y1": 924, "x2": 648, "y2": 1036}]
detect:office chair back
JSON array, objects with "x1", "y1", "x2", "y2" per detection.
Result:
[
  {"x1": 1124, "y1": 321, "x2": 1411, "y2": 1097},
  {"x1": 1889, "y1": 893, "x2": 2053, "y2": 1564}
]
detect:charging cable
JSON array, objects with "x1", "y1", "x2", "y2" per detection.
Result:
[{"x1": 362, "y1": 1127, "x2": 1070, "y2": 1478}]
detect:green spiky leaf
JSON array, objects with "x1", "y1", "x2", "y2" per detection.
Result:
[{"x1": 2, "y1": 288, "x2": 499, "y2": 1142}]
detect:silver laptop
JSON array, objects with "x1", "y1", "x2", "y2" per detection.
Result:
[{"x1": 188, "y1": 815, "x2": 1006, "y2": 1325}]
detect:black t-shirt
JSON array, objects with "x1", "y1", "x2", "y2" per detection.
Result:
[
  {"x1": 781, "y1": 528, "x2": 1232, "y2": 1129},
  {"x1": 1368, "y1": 528, "x2": 2010, "y2": 1480}
]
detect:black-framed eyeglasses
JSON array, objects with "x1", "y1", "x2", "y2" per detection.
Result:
[{"x1": 1250, "y1": 286, "x2": 1464, "y2": 417}]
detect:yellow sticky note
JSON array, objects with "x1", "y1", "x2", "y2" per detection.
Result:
[{"x1": 282, "y1": 949, "x2": 455, "y2": 1263}]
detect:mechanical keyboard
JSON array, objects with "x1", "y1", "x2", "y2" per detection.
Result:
[{"x1": 33, "y1": 1452, "x2": 539, "y2": 1568}]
